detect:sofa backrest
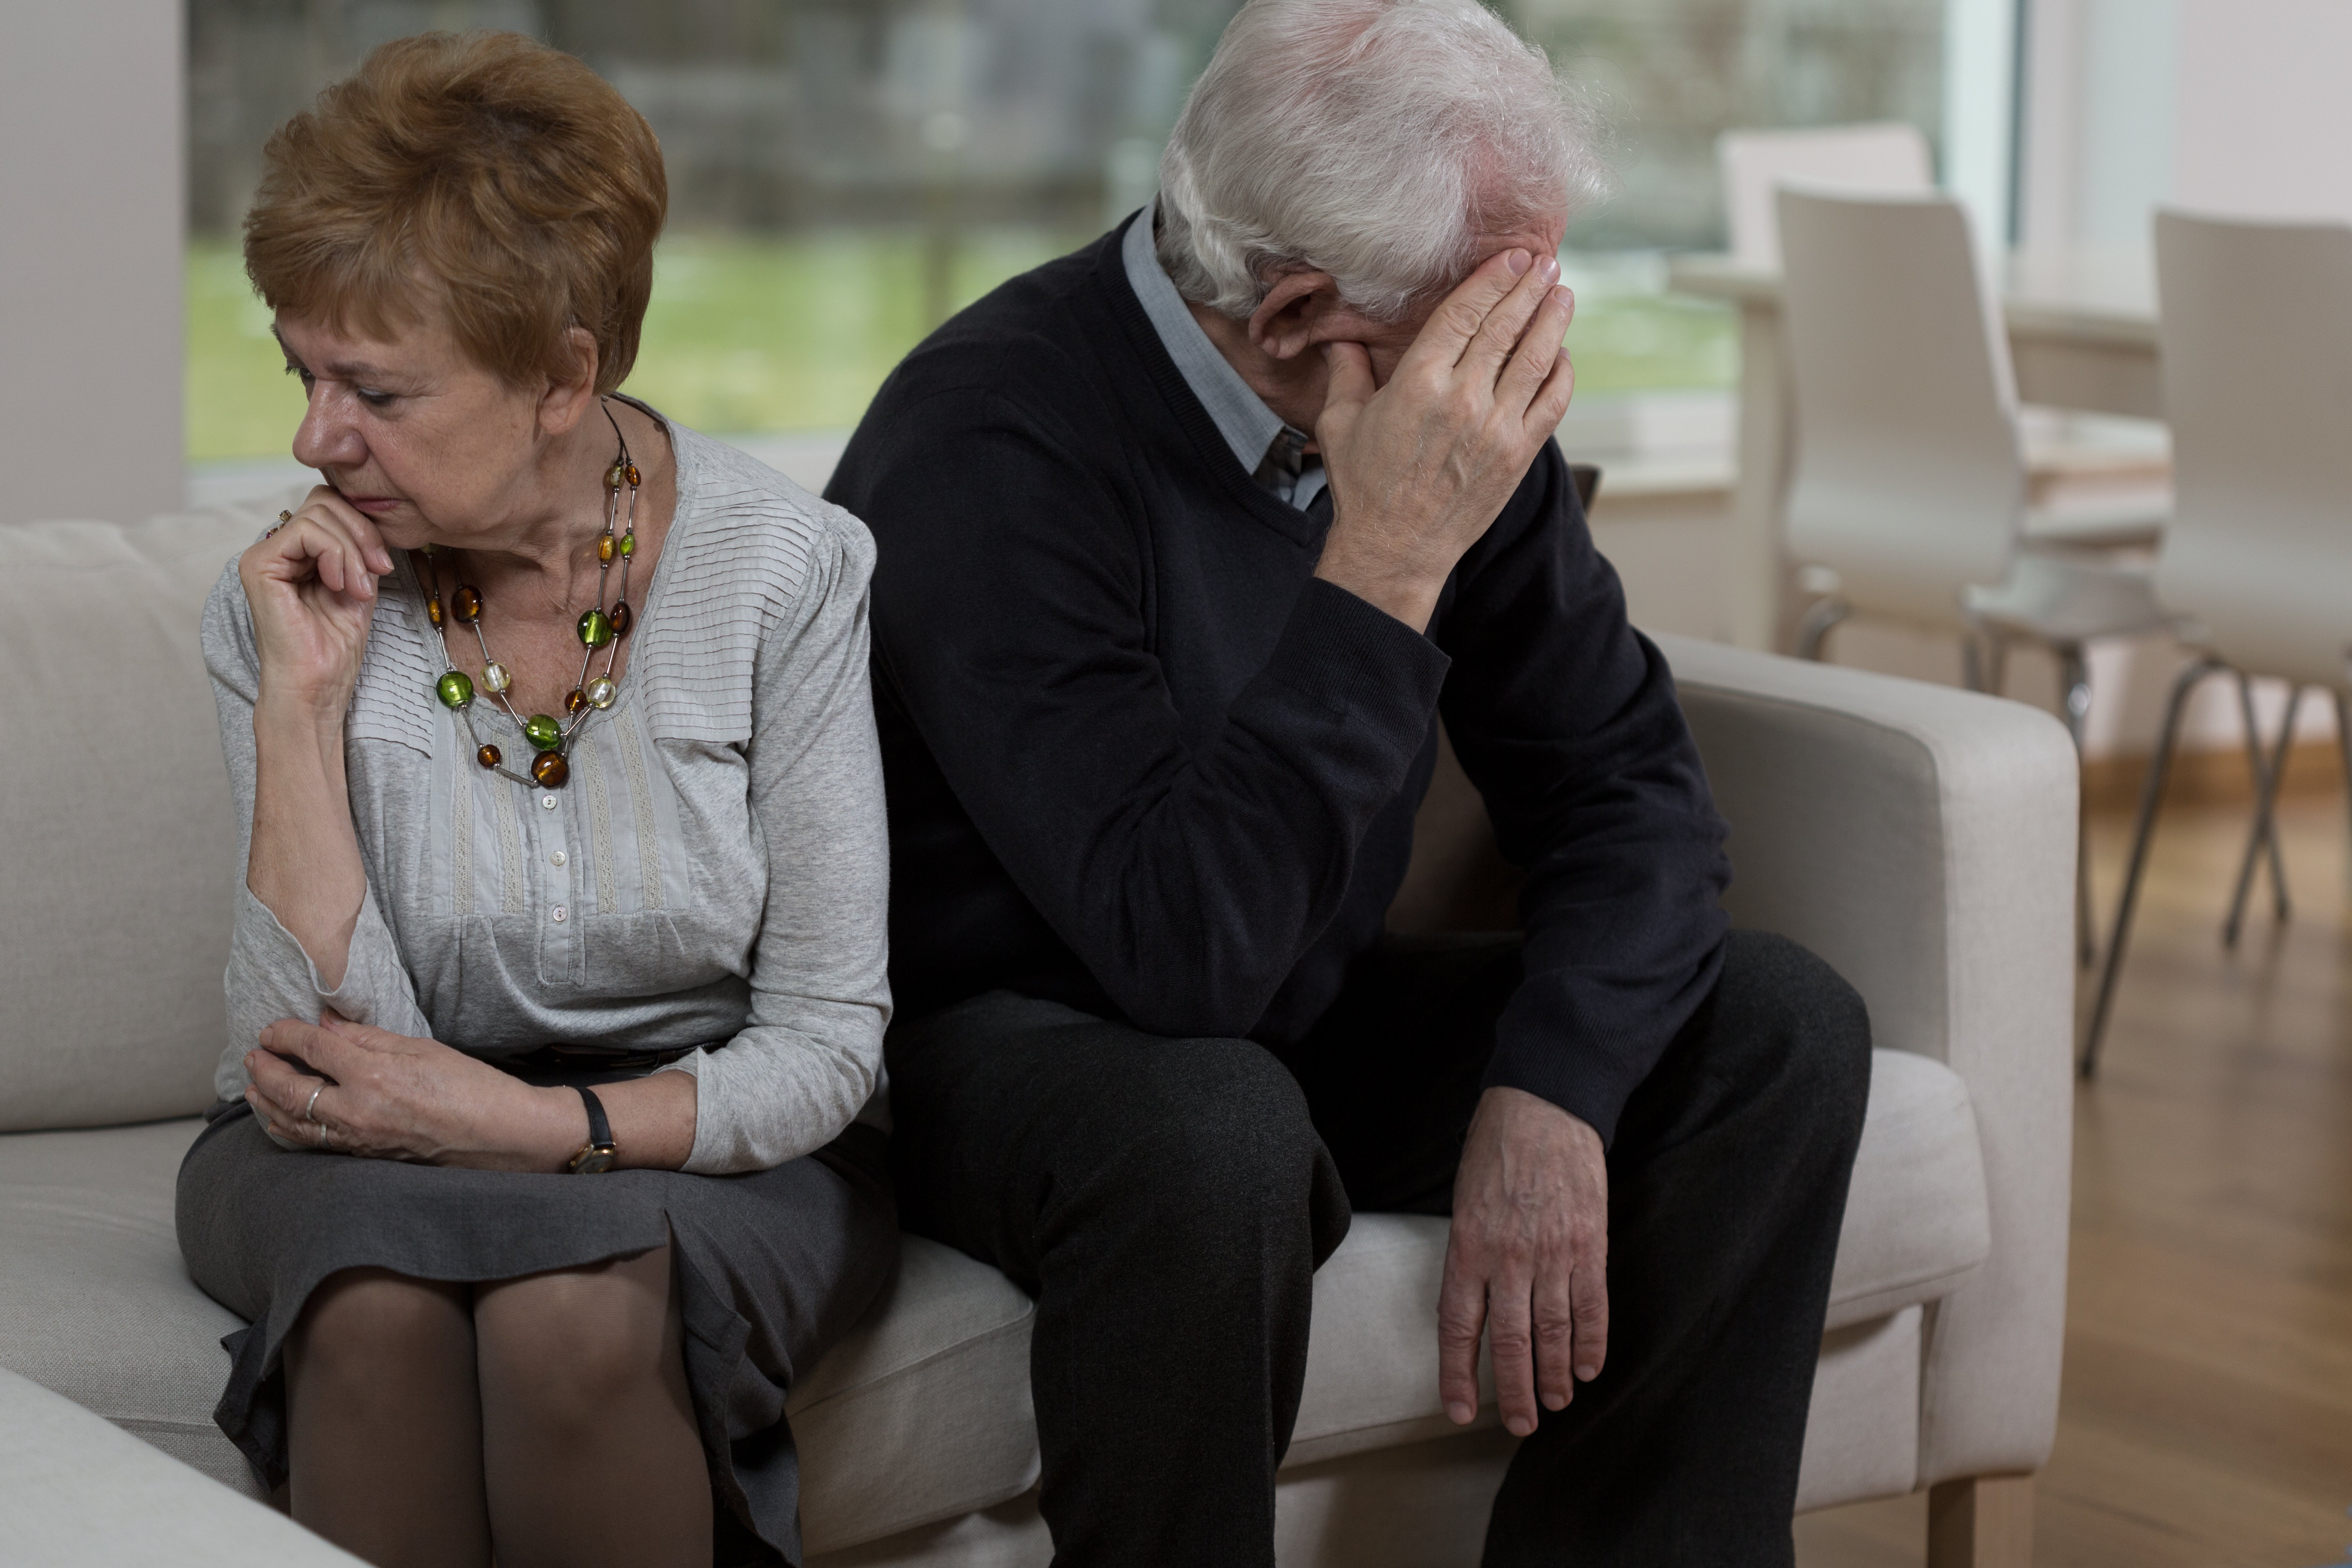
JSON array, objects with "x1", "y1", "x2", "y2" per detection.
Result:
[{"x1": 0, "y1": 503, "x2": 282, "y2": 1131}]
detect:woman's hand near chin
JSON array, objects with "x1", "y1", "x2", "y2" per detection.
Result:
[
  {"x1": 239, "y1": 485, "x2": 396, "y2": 722},
  {"x1": 239, "y1": 487, "x2": 398, "y2": 989}
]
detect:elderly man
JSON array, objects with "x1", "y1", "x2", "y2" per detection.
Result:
[{"x1": 827, "y1": 1, "x2": 1870, "y2": 1561}]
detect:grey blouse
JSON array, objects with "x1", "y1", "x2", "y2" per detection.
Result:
[{"x1": 203, "y1": 425, "x2": 893, "y2": 1175}]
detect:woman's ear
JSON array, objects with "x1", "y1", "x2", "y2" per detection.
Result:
[
  {"x1": 1248, "y1": 270, "x2": 1345, "y2": 361},
  {"x1": 538, "y1": 325, "x2": 601, "y2": 437}
]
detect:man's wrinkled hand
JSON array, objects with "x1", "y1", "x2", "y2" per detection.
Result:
[
  {"x1": 1438, "y1": 1086, "x2": 1608, "y2": 1437},
  {"x1": 1313, "y1": 248, "x2": 1577, "y2": 631}
]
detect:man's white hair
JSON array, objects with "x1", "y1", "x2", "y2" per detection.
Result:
[{"x1": 1156, "y1": 0, "x2": 1608, "y2": 323}]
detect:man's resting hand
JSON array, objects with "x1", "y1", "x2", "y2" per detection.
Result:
[
  {"x1": 1439, "y1": 1085, "x2": 1608, "y2": 1437},
  {"x1": 1313, "y1": 248, "x2": 1577, "y2": 633}
]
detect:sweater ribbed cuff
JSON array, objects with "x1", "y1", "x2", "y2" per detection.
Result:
[{"x1": 1265, "y1": 578, "x2": 1452, "y2": 744}]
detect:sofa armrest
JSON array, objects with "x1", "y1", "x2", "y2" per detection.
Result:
[
  {"x1": 1654, "y1": 635, "x2": 2076, "y2": 1485},
  {"x1": 0, "y1": 1364, "x2": 360, "y2": 1564}
]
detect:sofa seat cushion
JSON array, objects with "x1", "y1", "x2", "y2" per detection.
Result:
[
  {"x1": 0, "y1": 1118, "x2": 253, "y2": 1492},
  {"x1": 0, "y1": 1049, "x2": 1988, "y2": 1548},
  {"x1": 1826, "y1": 1048, "x2": 1992, "y2": 1329}
]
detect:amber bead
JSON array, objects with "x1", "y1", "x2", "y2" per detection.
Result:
[
  {"x1": 610, "y1": 601, "x2": 633, "y2": 639},
  {"x1": 566, "y1": 686, "x2": 588, "y2": 715},
  {"x1": 477, "y1": 744, "x2": 502, "y2": 770},
  {"x1": 577, "y1": 608, "x2": 613, "y2": 648},
  {"x1": 530, "y1": 750, "x2": 570, "y2": 788},
  {"x1": 586, "y1": 676, "x2": 618, "y2": 709},
  {"x1": 597, "y1": 533, "x2": 616, "y2": 564},
  {"x1": 524, "y1": 713, "x2": 563, "y2": 751},
  {"x1": 452, "y1": 585, "x2": 482, "y2": 624},
  {"x1": 624, "y1": 462, "x2": 641, "y2": 487},
  {"x1": 434, "y1": 671, "x2": 474, "y2": 710},
  {"x1": 426, "y1": 595, "x2": 444, "y2": 628}
]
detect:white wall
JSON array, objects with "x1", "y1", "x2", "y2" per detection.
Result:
[
  {"x1": 2171, "y1": 0, "x2": 2352, "y2": 222},
  {"x1": 0, "y1": 0, "x2": 184, "y2": 526}
]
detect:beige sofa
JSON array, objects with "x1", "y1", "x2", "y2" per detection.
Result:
[{"x1": 0, "y1": 501, "x2": 2073, "y2": 1566}]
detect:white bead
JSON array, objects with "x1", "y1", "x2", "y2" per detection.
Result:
[
  {"x1": 482, "y1": 662, "x2": 511, "y2": 694},
  {"x1": 586, "y1": 676, "x2": 618, "y2": 709}
]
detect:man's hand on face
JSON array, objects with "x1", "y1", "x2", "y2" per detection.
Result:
[
  {"x1": 1439, "y1": 1085, "x2": 1608, "y2": 1438},
  {"x1": 1312, "y1": 248, "x2": 1577, "y2": 633}
]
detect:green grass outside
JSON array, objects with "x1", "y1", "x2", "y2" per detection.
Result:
[{"x1": 188, "y1": 232, "x2": 1735, "y2": 461}]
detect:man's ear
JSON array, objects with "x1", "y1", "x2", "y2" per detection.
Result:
[
  {"x1": 1247, "y1": 270, "x2": 1345, "y2": 361},
  {"x1": 538, "y1": 324, "x2": 601, "y2": 437}
]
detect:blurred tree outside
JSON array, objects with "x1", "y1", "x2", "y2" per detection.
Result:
[{"x1": 186, "y1": 0, "x2": 1935, "y2": 462}]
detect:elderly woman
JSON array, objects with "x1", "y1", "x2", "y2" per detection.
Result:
[{"x1": 176, "y1": 31, "x2": 893, "y2": 1568}]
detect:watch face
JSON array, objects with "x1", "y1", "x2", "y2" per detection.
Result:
[{"x1": 571, "y1": 1147, "x2": 618, "y2": 1175}]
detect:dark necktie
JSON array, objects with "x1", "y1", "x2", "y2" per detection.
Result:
[{"x1": 1254, "y1": 428, "x2": 1308, "y2": 495}]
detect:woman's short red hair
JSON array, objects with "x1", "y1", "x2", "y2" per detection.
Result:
[{"x1": 244, "y1": 31, "x2": 667, "y2": 394}]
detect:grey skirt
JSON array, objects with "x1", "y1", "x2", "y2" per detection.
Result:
[{"x1": 176, "y1": 1086, "x2": 895, "y2": 1568}]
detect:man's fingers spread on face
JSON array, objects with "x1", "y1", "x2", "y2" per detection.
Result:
[
  {"x1": 1497, "y1": 284, "x2": 1575, "y2": 411},
  {"x1": 1401, "y1": 248, "x2": 1533, "y2": 372},
  {"x1": 1461, "y1": 253, "x2": 1562, "y2": 380},
  {"x1": 1523, "y1": 342, "x2": 1578, "y2": 443},
  {"x1": 1321, "y1": 340, "x2": 1377, "y2": 413}
]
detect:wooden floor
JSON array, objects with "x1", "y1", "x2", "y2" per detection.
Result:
[{"x1": 1796, "y1": 791, "x2": 2352, "y2": 1568}]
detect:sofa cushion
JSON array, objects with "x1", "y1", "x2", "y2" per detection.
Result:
[
  {"x1": 2, "y1": 507, "x2": 285, "y2": 1131},
  {"x1": 0, "y1": 1047, "x2": 1988, "y2": 1545},
  {"x1": 795, "y1": 1045, "x2": 1988, "y2": 1547},
  {"x1": 0, "y1": 1364, "x2": 359, "y2": 1566},
  {"x1": 0, "y1": 1118, "x2": 252, "y2": 1492},
  {"x1": 1827, "y1": 1048, "x2": 1991, "y2": 1329}
]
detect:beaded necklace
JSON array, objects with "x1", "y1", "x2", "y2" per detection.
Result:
[{"x1": 418, "y1": 399, "x2": 642, "y2": 791}]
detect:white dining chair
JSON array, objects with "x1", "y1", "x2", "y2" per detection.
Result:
[
  {"x1": 1717, "y1": 122, "x2": 1933, "y2": 267},
  {"x1": 1775, "y1": 187, "x2": 2176, "y2": 967},
  {"x1": 2080, "y1": 210, "x2": 2352, "y2": 1076}
]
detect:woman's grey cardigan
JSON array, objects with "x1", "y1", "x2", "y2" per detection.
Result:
[{"x1": 202, "y1": 427, "x2": 892, "y2": 1174}]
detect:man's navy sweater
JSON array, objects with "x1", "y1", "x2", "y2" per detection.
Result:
[{"x1": 826, "y1": 218, "x2": 1731, "y2": 1145}]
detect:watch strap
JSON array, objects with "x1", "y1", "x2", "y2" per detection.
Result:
[
  {"x1": 575, "y1": 1085, "x2": 614, "y2": 1148},
  {"x1": 568, "y1": 1085, "x2": 617, "y2": 1174}
]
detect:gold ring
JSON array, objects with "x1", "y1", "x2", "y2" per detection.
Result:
[{"x1": 265, "y1": 509, "x2": 293, "y2": 540}]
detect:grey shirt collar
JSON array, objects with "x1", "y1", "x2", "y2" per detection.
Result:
[{"x1": 1122, "y1": 201, "x2": 1327, "y2": 512}]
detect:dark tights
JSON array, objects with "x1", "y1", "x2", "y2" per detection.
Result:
[{"x1": 280, "y1": 1246, "x2": 710, "y2": 1568}]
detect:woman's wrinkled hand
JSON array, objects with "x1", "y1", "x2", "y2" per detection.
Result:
[
  {"x1": 243, "y1": 1012, "x2": 579, "y2": 1173},
  {"x1": 237, "y1": 486, "x2": 396, "y2": 722}
]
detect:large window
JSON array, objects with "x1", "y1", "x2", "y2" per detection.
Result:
[{"x1": 187, "y1": 0, "x2": 1944, "y2": 467}]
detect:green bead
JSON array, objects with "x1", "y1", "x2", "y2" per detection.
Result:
[
  {"x1": 617, "y1": 532, "x2": 635, "y2": 558},
  {"x1": 524, "y1": 713, "x2": 563, "y2": 751},
  {"x1": 434, "y1": 671, "x2": 474, "y2": 710},
  {"x1": 577, "y1": 608, "x2": 614, "y2": 648}
]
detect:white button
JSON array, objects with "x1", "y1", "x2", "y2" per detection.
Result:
[
  {"x1": 541, "y1": 795, "x2": 558, "y2": 811},
  {"x1": 551, "y1": 850, "x2": 568, "y2": 867},
  {"x1": 551, "y1": 906, "x2": 568, "y2": 923}
]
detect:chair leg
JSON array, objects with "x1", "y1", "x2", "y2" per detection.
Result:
[
  {"x1": 1796, "y1": 597, "x2": 1849, "y2": 662},
  {"x1": 2224, "y1": 678, "x2": 2301, "y2": 948},
  {"x1": 2056, "y1": 645, "x2": 2096, "y2": 968},
  {"x1": 2082, "y1": 656, "x2": 2223, "y2": 1078},
  {"x1": 1928, "y1": 1476, "x2": 2035, "y2": 1568}
]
